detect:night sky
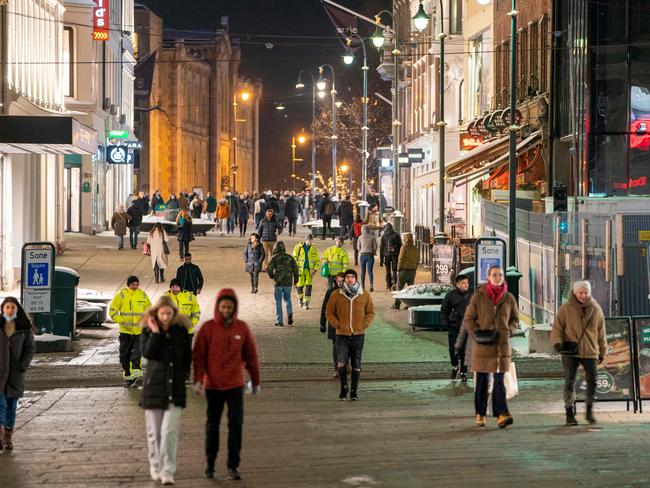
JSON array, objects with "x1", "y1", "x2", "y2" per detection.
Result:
[{"x1": 139, "y1": 0, "x2": 390, "y2": 191}]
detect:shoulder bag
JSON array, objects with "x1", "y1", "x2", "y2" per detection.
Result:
[
  {"x1": 559, "y1": 321, "x2": 589, "y2": 356},
  {"x1": 474, "y1": 302, "x2": 503, "y2": 345}
]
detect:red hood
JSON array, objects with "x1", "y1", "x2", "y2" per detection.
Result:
[{"x1": 214, "y1": 288, "x2": 239, "y2": 324}]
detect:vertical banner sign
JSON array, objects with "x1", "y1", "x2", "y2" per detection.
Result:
[
  {"x1": 93, "y1": 0, "x2": 110, "y2": 41},
  {"x1": 21, "y1": 243, "x2": 56, "y2": 314},
  {"x1": 576, "y1": 317, "x2": 635, "y2": 401},
  {"x1": 322, "y1": 2, "x2": 361, "y2": 50},
  {"x1": 134, "y1": 51, "x2": 157, "y2": 99}
]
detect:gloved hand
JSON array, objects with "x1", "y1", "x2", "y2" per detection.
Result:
[
  {"x1": 553, "y1": 343, "x2": 562, "y2": 353},
  {"x1": 320, "y1": 324, "x2": 326, "y2": 333},
  {"x1": 252, "y1": 385, "x2": 261, "y2": 395}
]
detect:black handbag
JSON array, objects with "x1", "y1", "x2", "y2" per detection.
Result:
[
  {"x1": 475, "y1": 329, "x2": 499, "y2": 345},
  {"x1": 559, "y1": 323, "x2": 588, "y2": 355}
]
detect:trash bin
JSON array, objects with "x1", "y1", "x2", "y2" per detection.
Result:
[{"x1": 33, "y1": 266, "x2": 80, "y2": 338}]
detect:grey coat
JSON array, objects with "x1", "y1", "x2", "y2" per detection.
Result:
[{"x1": 0, "y1": 318, "x2": 35, "y2": 398}]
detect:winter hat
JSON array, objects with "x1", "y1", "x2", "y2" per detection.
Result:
[
  {"x1": 572, "y1": 280, "x2": 591, "y2": 294},
  {"x1": 126, "y1": 275, "x2": 139, "y2": 286},
  {"x1": 305, "y1": 233, "x2": 314, "y2": 241},
  {"x1": 344, "y1": 268, "x2": 358, "y2": 279},
  {"x1": 170, "y1": 278, "x2": 182, "y2": 289}
]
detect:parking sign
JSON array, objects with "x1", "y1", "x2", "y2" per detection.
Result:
[{"x1": 21, "y1": 243, "x2": 55, "y2": 313}]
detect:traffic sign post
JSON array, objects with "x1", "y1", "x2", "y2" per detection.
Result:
[
  {"x1": 21, "y1": 242, "x2": 56, "y2": 332},
  {"x1": 474, "y1": 237, "x2": 507, "y2": 289}
]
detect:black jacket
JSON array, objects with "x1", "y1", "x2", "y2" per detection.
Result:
[
  {"x1": 139, "y1": 321, "x2": 192, "y2": 409},
  {"x1": 440, "y1": 288, "x2": 471, "y2": 330},
  {"x1": 176, "y1": 218, "x2": 193, "y2": 242},
  {"x1": 320, "y1": 285, "x2": 339, "y2": 340},
  {"x1": 267, "y1": 197, "x2": 280, "y2": 215},
  {"x1": 0, "y1": 316, "x2": 35, "y2": 398},
  {"x1": 284, "y1": 196, "x2": 301, "y2": 219},
  {"x1": 336, "y1": 200, "x2": 354, "y2": 225},
  {"x1": 380, "y1": 227, "x2": 402, "y2": 260},
  {"x1": 176, "y1": 263, "x2": 204, "y2": 294},
  {"x1": 320, "y1": 197, "x2": 335, "y2": 217},
  {"x1": 237, "y1": 199, "x2": 250, "y2": 219},
  {"x1": 127, "y1": 205, "x2": 143, "y2": 227},
  {"x1": 243, "y1": 242, "x2": 265, "y2": 273}
]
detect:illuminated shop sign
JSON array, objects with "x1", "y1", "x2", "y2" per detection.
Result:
[{"x1": 93, "y1": 0, "x2": 109, "y2": 41}]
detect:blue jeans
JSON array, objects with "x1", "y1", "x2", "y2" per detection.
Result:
[
  {"x1": 360, "y1": 253, "x2": 375, "y2": 289},
  {"x1": 0, "y1": 394, "x2": 18, "y2": 429},
  {"x1": 274, "y1": 286, "x2": 293, "y2": 324},
  {"x1": 475, "y1": 372, "x2": 509, "y2": 417}
]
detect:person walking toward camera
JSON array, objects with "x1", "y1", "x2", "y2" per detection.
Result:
[
  {"x1": 441, "y1": 274, "x2": 471, "y2": 382},
  {"x1": 292, "y1": 234, "x2": 320, "y2": 309},
  {"x1": 551, "y1": 280, "x2": 606, "y2": 426},
  {"x1": 243, "y1": 233, "x2": 265, "y2": 294},
  {"x1": 193, "y1": 289, "x2": 260, "y2": 481},
  {"x1": 140, "y1": 296, "x2": 192, "y2": 485},
  {"x1": 464, "y1": 266, "x2": 519, "y2": 429},
  {"x1": 320, "y1": 272, "x2": 345, "y2": 377},
  {"x1": 147, "y1": 223, "x2": 170, "y2": 284},
  {"x1": 176, "y1": 209, "x2": 193, "y2": 259}
]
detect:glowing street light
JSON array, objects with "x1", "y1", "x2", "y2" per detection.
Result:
[
  {"x1": 316, "y1": 79, "x2": 327, "y2": 91},
  {"x1": 240, "y1": 91, "x2": 251, "y2": 101},
  {"x1": 413, "y1": 1, "x2": 431, "y2": 31},
  {"x1": 370, "y1": 21, "x2": 385, "y2": 48}
]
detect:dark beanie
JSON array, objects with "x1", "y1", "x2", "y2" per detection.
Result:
[
  {"x1": 344, "y1": 269, "x2": 357, "y2": 279},
  {"x1": 170, "y1": 278, "x2": 182, "y2": 288},
  {"x1": 126, "y1": 275, "x2": 139, "y2": 286}
]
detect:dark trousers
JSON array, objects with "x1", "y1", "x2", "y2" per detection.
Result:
[
  {"x1": 322, "y1": 216, "x2": 332, "y2": 238},
  {"x1": 179, "y1": 241, "x2": 190, "y2": 259},
  {"x1": 288, "y1": 217, "x2": 298, "y2": 235},
  {"x1": 331, "y1": 339, "x2": 337, "y2": 369},
  {"x1": 248, "y1": 271, "x2": 259, "y2": 291},
  {"x1": 384, "y1": 255, "x2": 398, "y2": 288},
  {"x1": 393, "y1": 269, "x2": 417, "y2": 308},
  {"x1": 128, "y1": 225, "x2": 140, "y2": 249},
  {"x1": 339, "y1": 222, "x2": 351, "y2": 239},
  {"x1": 475, "y1": 372, "x2": 508, "y2": 417},
  {"x1": 227, "y1": 216, "x2": 236, "y2": 233},
  {"x1": 353, "y1": 237, "x2": 359, "y2": 265},
  {"x1": 562, "y1": 356, "x2": 597, "y2": 408},
  {"x1": 336, "y1": 335, "x2": 365, "y2": 392},
  {"x1": 448, "y1": 327, "x2": 466, "y2": 373},
  {"x1": 118, "y1": 333, "x2": 141, "y2": 379},
  {"x1": 205, "y1": 387, "x2": 244, "y2": 470},
  {"x1": 239, "y1": 219, "x2": 248, "y2": 236},
  {"x1": 153, "y1": 263, "x2": 165, "y2": 283}
]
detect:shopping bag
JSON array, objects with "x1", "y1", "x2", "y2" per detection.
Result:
[
  {"x1": 504, "y1": 362, "x2": 519, "y2": 399},
  {"x1": 320, "y1": 261, "x2": 330, "y2": 277}
]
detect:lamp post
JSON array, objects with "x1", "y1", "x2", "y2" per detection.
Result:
[
  {"x1": 231, "y1": 89, "x2": 252, "y2": 194},
  {"x1": 342, "y1": 35, "x2": 369, "y2": 201},
  {"x1": 341, "y1": 163, "x2": 352, "y2": 195},
  {"x1": 296, "y1": 69, "x2": 317, "y2": 202},
  {"x1": 291, "y1": 133, "x2": 306, "y2": 192},
  {"x1": 318, "y1": 64, "x2": 338, "y2": 194}
]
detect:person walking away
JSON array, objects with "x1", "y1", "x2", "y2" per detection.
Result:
[
  {"x1": 0, "y1": 297, "x2": 35, "y2": 450},
  {"x1": 351, "y1": 215, "x2": 363, "y2": 266},
  {"x1": 216, "y1": 199, "x2": 230, "y2": 237},
  {"x1": 441, "y1": 274, "x2": 471, "y2": 381},
  {"x1": 151, "y1": 190, "x2": 164, "y2": 214},
  {"x1": 319, "y1": 192, "x2": 335, "y2": 239},
  {"x1": 301, "y1": 192, "x2": 311, "y2": 223},
  {"x1": 357, "y1": 225, "x2": 377, "y2": 292},
  {"x1": 135, "y1": 191, "x2": 150, "y2": 215},
  {"x1": 178, "y1": 192, "x2": 189, "y2": 211},
  {"x1": 164, "y1": 279, "x2": 200, "y2": 340},
  {"x1": 254, "y1": 195, "x2": 267, "y2": 228},
  {"x1": 257, "y1": 209, "x2": 283, "y2": 272},
  {"x1": 225, "y1": 191, "x2": 239, "y2": 234},
  {"x1": 380, "y1": 223, "x2": 402, "y2": 290},
  {"x1": 320, "y1": 273, "x2": 345, "y2": 377},
  {"x1": 392, "y1": 233, "x2": 419, "y2": 309},
  {"x1": 366, "y1": 188, "x2": 380, "y2": 212},
  {"x1": 176, "y1": 209, "x2": 193, "y2": 259},
  {"x1": 127, "y1": 200, "x2": 144, "y2": 250},
  {"x1": 205, "y1": 192, "x2": 218, "y2": 225},
  {"x1": 147, "y1": 223, "x2": 170, "y2": 284},
  {"x1": 336, "y1": 195, "x2": 354, "y2": 239},
  {"x1": 237, "y1": 195, "x2": 250, "y2": 237},
  {"x1": 111, "y1": 204, "x2": 129, "y2": 250},
  {"x1": 267, "y1": 241, "x2": 299, "y2": 326},
  {"x1": 139, "y1": 296, "x2": 191, "y2": 485},
  {"x1": 267, "y1": 192, "x2": 280, "y2": 216},
  {"x1": 326, "y1": 269, "x2": 375, "y2": 401},
  {"x1": 278, "y1": 194, "x2": 287, "y2": 229},
  {"x1": 193, "y1": 288, "x2": 260, "y2": 481},
  {"x1": 243, "y1": 233, "x2": 265, "y2": 294},
  {"x1": 551, "y1": 280, "x2": 606, "y2": 426},
  {"x1": 175, "y1": 253, "x2": 204, "y2": 296},
  {"x1": 284, "y1": 192, "x2": 301, "y2": 237},
  {"x1": 322, "y1": 237, "x2": 349, "y2": 289},
  {"x1": 292, "y1": 234, "x2": 320, "y2": 309},
  {"x1": 110, "y1": 276, "x2": 152, "y2": 388},
  {"x1": 464, "y1": 265, "x2": 519, "y2": 428},
  {"x1": 167, "y1": 194, "x2": 180, "y2": 210}
]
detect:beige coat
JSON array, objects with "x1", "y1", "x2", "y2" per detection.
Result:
[
  {"x1": 464, "y1": 286, "x2": 519, "y2": 373},
  {"x1": 146, "y1": 229, "x2": 169, "y2": 270},
  {"x1": 550, "y1": 293, "x2": 606, "y2": 359},
  {"x1": 397, "y1": 234, "x2": 419, "y2": 271}
]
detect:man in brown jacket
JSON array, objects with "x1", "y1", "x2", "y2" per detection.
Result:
[
  {"x1": 551, "y1": 280, "x2": 606, "y2": 426},
  {"x1": 392, "y1": 233, "x2": 419, "y2": 310},
  {"x1": 326, "y1": 269, "x2": 375, "y2": 401}
]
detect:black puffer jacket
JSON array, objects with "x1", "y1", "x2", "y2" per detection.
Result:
[
  {"x1": 243, "y1": 242, "x2": 265, "y2": 273},
  {"x1": 440, "y1": 288, "x2": 471, "y2": 330},
  {"x1": 139, "y1": 315, "x2": 192, "y2": 409}
]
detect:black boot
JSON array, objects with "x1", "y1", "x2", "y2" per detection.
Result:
[
  {"x1": 586, "y1": 404, "x2": 596, "y2": 424},
  {"x1": 350, "y1": 370, "x2": 360, "y2": 401},
  {"x1": 154, "y1": 268, "x2": 160, "y2": 284},
  {"x1": 565, "y1": 407, "x2": 578, "y2": 426},
  {"x1": 338, "y1": 366, "x2": 348, "y2": 400},
  {"x1": 160, "y1": 268, "x2": 165, "y2": 283}
]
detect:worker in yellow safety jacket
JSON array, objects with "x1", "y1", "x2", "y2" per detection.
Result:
[
  {"x1": 322, "y1": 236, "x2": 349, "y2": 289},
  {"x1": 164, "y1": 278, "x2": 201, "y2": 337},
  {"x1": 109, "y1": 275, "x2": 152, "y2": 387},
  {"x1": 292, "y1": 233, "x2": 320, "y2": 309}
]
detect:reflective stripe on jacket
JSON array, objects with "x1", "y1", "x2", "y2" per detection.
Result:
[
  {"x1": 164, "y1": 290, "x2": 201, "y2": 334},
  {"x1": 292, "y1": 243, "x2": 320, "y2": 271},
  {"x1": 322, "y1": 246, "x2": 349, "y2": 275},
  {"x1": 109, "y1": 288, "x2": 152, "y2": 335}
]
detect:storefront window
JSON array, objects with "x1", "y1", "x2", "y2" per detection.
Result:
[
  {"x1": 588, "y1": 0, "x2": 627, "y2": 44},
  {"x1": 629, "y1": 46, "x2": 650, "y2": 195},
  {"x1": 590, "y1": 46, "x2": 629, "y2": 134},
  {"x1": 588, "y1": 134, "x2": 629, "y2": 196}
]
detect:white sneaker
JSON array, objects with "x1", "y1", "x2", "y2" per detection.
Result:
[
  {"x1": 161, "y1": 474, "x2": 175, "y2": 485},
  {"x1": 150, "y1": 468, "x2": 160, "y2": 481}
]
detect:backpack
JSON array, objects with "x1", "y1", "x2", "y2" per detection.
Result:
[{"x1": 324, "y1": 201, "x2": 335, "y2": 217}]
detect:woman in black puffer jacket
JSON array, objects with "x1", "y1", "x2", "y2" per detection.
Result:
[{"x1": 139, "y1": 295, "x2": 192, "y2": 485}]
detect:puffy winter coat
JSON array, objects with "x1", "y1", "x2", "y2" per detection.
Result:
[
  {"x1": 551, "y1": 293, "x2": 606, "y2": 360},
  {"x1": 440, "y1": 288, "x2": 471, "y2": 330},
  {"x1": 284, "y1": 196, "x2": 301, "y2": 219},
  {"x1": 364, "y1": 210, "x2": 383, "y2": 230},
  {"x1": 109, "y1": 288, "x2": 152, "y2": 335},
  {"x1": 292, "y1": 243, "x2": 320, "y2": 271},
  {"x1": 216, "y1": 202, "x2": 230, "y2": 219},
  {"x1": 267, "y1": 242, "x2": 299, "y2": 286},
  {"x1": 0, "y1": 316, "x2": 35, "y2": 398},
  {"x1": 257, "y1": 218, "x2": 283, "y2": 242},
  {"x1": 176, "y1": 212, "x2": 193, "y2": 242},
  {"x1": 193, "y1": 288, "x2": 260, "y2": 391},
  {"x1": 464, "y1": 285, "x2": 519, "y2": 373},
  {"x1": 325, "y1": 288, "x2": 375, "y2": 336},
  {"x1": 243, "y1": 242, "x2": 265, "y2": 273},
  {"x1": 397, "y1": 234, "x2": 419, "y2": 271},
  {"x1": 111, "y1": 211, "x2": 129, "y2": 236},
  {"x1": 139, "y1": 314, "x2": 192, "y2": 409}
]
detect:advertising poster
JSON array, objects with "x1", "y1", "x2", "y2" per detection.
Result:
[
  {"x1": 431, "y1": 245, "x2": 456, "y2": 285},
  {"x1": 634, "y1": 317, "x2": 650, "y2": 398}
]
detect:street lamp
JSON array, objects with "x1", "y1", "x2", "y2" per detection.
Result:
[
  {"x1": 413, "y1": 1, "x2": 431, "y2": 31},
  {"x1": 231, "y1": 88, "x2": 252, "y2": 194},
  {"x1": 340, "y1": 162, "x2": 351, "y2": 195},
  {"x1": 342, "y1": 44, "x2": 355, "y2": 65},
  {"x1": 292, "y1": 132, "x2": 307, "y2": 192},
  {"x1": 296, "y1": 69, "x2": 318, "y2": 202},
  {"x1": 370, "y1": 20, "x2": 386, "y2": 49},
  {"x1": 319, "y1": 64, "x2": 339, "y2": 196}
]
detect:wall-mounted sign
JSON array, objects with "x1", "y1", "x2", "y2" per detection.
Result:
[
  {"x1": 124, "y1": 140, "x2": 143, "y2": 149},
  {"x1": 107, "y1": 145, "x2": 130, "y2": 164},
  {"x1": 93, "y1": 0, "x2": 110, "y2": 41},
  {"x1": 501, "y1": 108, "x2": 523, "y2": 126},
  {"x1": 407, "y1": 148, "x2": 425, "y2": 164},
  {"x1": 460, "y1": 132, "x2": 481, "y2": 151},
  {"x1": 107, "y1": 130, "x2": 129, "y2": 139},
  {"x1": 398, "y1": 152, "x2": 410, "y2": 167}
]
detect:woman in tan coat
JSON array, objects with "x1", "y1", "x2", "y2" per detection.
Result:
[
  {"x1": 464, "y1": 265, "x2": 519, "y2": 428},
  {"x1": 146, "y1": 223, "x2": 169, "y2": 284},
  {"x1": 111, "y1": 204, "x2": 129, "y2": 250},
  {"x1": 551, "y1": 280, "x2": 606, "y2": 426}
]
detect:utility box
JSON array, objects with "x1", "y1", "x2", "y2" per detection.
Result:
[{"x1": 34, "y1": 266, "x2": 80, "y2": 339}]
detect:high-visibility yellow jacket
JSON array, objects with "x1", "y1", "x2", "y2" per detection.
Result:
[
  {"x1": 164, "y1": 290, "x2": 200, "y2": 334},
  {"x1": 109, "y1": 288, "x2": 152, "y2": 335},
  {"x1": 322, "y1": 245, "x2": 349, "y2": 276},
  {"x1": 292, "y1": 243, "x2": 320, "y2": 271}
]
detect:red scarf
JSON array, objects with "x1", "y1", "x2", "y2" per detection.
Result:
[{"x1": 485, "y1": 282, "x2": 507, "y2": 305}]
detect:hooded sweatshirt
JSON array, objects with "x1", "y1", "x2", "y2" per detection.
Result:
[
  {"x1": 357, "y1": 225, "x2": 377, "y2": 254},
  {"x1": 267, "y1": 242, "x2": 300, "y2": 286},
  {"x1": 193, "y1": 288, "x2": 260, "y2": 390}
]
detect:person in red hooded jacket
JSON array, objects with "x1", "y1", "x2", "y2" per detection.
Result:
[{"x1": 193, "y1": 288, "x2": 260, "y2": 481}]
